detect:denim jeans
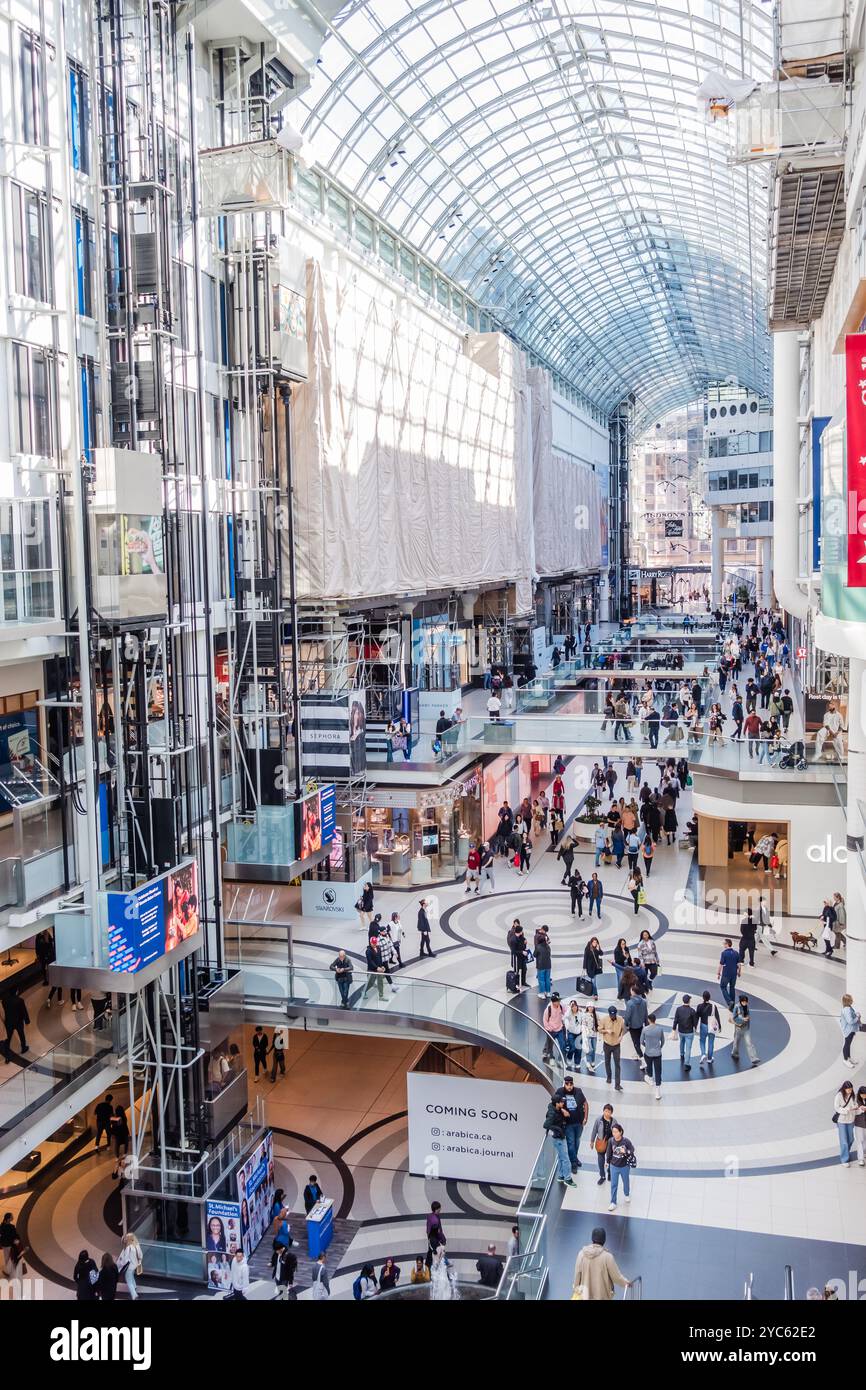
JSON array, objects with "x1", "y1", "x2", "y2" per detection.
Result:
[
  {"x1": 564, "y1": 1033, "x2": 582, "y2": 1064},
  {"x1": 589, "y1": 898, "x2": 602, "y2": 918},
  {"x1": 719, "y1": 976, "x2": 736, "y2": 1009},
  {"x1": 610, "y1": 1166, "x2": 630, "y2": 1204},
  {"x1": 699, "y1": 1024, "x2": 715, "y2": 1060},
  {"x1": 565, "y1": 1124, "x2": 584, "y2": 1167},
  {"x1": 584, "y1": 1037, "x2": 597, "y2": 1066},
  {"x1": 645, "y1": 1053, "x2": 662, "y2": 1085},
  {"x1": 678, "y1": 1032, "x2": 694, "y2": 1064},
  {"x1": 838, "y1": 1122, "x2": 855, "y2": 1163},
  {"x1": 551, "y1": 1134, "x2": 571, "y2": 1180},
  {"x1": 594, "y1": 848, "x2": 604, "y2": 866},
  {"x1": 543, "y1": 1027, "x2": 564, "y2": 1060},
  {"x1": 537, "y1": 968, "x2": 551, "y2": 995}
]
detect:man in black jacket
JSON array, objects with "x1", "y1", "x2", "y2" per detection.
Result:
[
  {"x1": 417, "y1": 901, "x2": 435, "y2": 958},
  {"x1": 251, "y1": 1025, "x2": 269, "y2": 1081},
  {"x1": 672, "y1": 994, "x2": 697, "y2": 1070},
  {"x1": 552, "y1": 1075, "x2": 588, "y2": 1172},
  {"x1": 738, "y1": 909, "x2": 758, "y2": 967},
  {"x1": 94, "y1": 1093, "x2": 114, "y2": 1150},
  {"x1": 646, "y1": 706, "x2": 660, "y2": 748},
  {"x1": 329, "y1": 951, "x2": 353, "y2": 1008},
  {"x1": 476, "y1": 1245, "x2": 505, "y2": 1288},
  {"x1": 2, "y1": 988, "x2": 29, "y2": 1061}
]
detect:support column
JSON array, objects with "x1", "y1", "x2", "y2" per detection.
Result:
[
  {"x1": 760, "y1": 536, "x2": 774, "y2": 608},
  {"x1": 711, "y1": 513, "x2": 724, "y2": 607},
  {"x1": 847, "y1": 659, "x2": 866, "y2": 1000}
]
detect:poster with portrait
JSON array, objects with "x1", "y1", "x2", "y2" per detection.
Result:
[
  {"x1": 166, "y1": 861, "x2": 199, "y2": 953},
  {"x1": 235, "y1": 1131, "x2": 275, "y2": 1258},
  {"x1": 205, "y1": 1199, "x2": 242, "y2": 1256},
  {"x1": 300, "y1": 790, "x2": 322, "y2": 860},
  {"x1": 205, "y1": 1253, "x2": 232, "y2": 1293},
  {"x1": 349, "y1": 690, "x2": 367, "y2": 775}
]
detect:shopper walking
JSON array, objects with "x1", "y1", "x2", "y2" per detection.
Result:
[
  {"x1": 717, "y1": 937, "x2": 741, "y2": 1010},
  {"x1": 557, "y1": 836, "x2": 575, "y2": 885},
  {"x1": 356, "y1": 881, "x2": 374, "y2": 932},
  {"x1": 562, "y1": 999, "x2": 583, "y2": 1065},
  {"x1": 534, "y1": 927, "x2": 552, "y2": 998},
  {"x1": 607, "y1": 1124, "x2": 635, "y2": 1212},
  {"x1": 364, "y1": 938, "x2": 387, "y2": 1000},
  {"x1": 624, "y1": 987, "x2": 648, "y2": 1068},
  {"x1": 568, "y1": 868, "x2": 585, "y2": 917},
  {"x1": 479, "y1": 841, "x2": 496, "y2": 894},
  {"x1": 110, "y1": 1104, "x2": 129, "y2": 1179},
  {"x1": 581, "y1": 1004, "x2": 599, "y2": 1073},
  {"x1": 834, "y1": 1080, "x2": 858, "y2": 1166},
  {"x1": 543, "y1": 1094, "x2": 576, "y2": 1188},
  {"x1": 695, "y1": 991, "x2": 721, "y2": 1066},
  {"x1": 840, "y1": 994, "x2": 861, "y2": 1067},
  {"x1": 508, "y1": 921, "x2": 529, "y2": 989},
  {"x1": 672, "y1": 994, "x2": 697, "y2": 1070},
  {"x1": 626, "y1": 868, "x2": 644, "y2": 916},
  {"x1": 641, "y1": 1013, "x2": 665, "y2": 1100},
  {"x1": 1, "y1": 988, "x2": 29, "y2": 1061},
  {"x1": 738, "y1": 909, "x2": 758, "y2": 967},
  {"x1": 330, "y1": 950, "x2": 353, "y2": 1008},
  {"x1": 96, "y1": 1253, "x2": 119, "y2": 1302},
  {"x1": 417, "y1": 899, "x2": 435, "y2": 958},
  {"x1": 116, "y1": 1231, "x2": 143, "y2": 1300},
  {"x1": 582, "y1": 938, "x2": 604, "y2": 1000},
  {"x1": 251, "y1": 1026, "x2": 269, "y2": 1081},
  {"x1": 635, "y1": 929, "x2": 659, "y2": 984},
  {"x1": 598, "y1": 1006, "x2": 624, "y2": 1091},
  {"x1": 94, "y1": 1093, "x2": 115, "y2": 1150},
  {"x1": 821, "y1": 900, "x2": 838, "y2": 958},
  {"x1": 226, "y1": 1249, "x2": 249, "y2": 1300},
  {"x1": 73, "y1": 1250, "x2": 99, "y2": 1301},
  {"x1": 387, "y1": 911, "x2": 404, "y2": 967},
  {"x1": 269, "y1": 1029, "x2": 287, "y2": 1081},
  {"x1": 852, "y1": 1086, "x2": 866, "y2": 1169},
  {"x1": 590, "y1": 1104, "x2": 614, "y2": 1185},
  {"x1": 641, "y1": 835, "x2": 655, "y2": 877},
  {"x1": 587, "y1": 872, "x2": 604, "y2": 919},
  {"x1": 542, "y1": 992, "x2": 566, "y2": 1063},
  {"x1": 572, "y1": 1227, "x2": 632, "y2": 1301},
  {"x1": 832, "y1": 893, "x2": 847, "y2": 951},
  {"x1": 273, "y1": 1245, "x2": 298, "y2": 1300},
  {"x1": 731, "y1": 994, "x2": 760, "y2": 1066}
]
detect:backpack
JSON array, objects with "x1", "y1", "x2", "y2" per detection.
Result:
[{"x1": 353, "y1": 1274, "x2": 364, "y2": 1301}]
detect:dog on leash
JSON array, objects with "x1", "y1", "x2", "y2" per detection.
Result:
[{"x1": 790, "y1": 931, "x2": 817, "y2": 951}]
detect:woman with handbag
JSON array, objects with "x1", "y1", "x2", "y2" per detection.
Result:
[
  {"x1": 73, "y1": 1249, "x2": 99, "y2": 1301},
  {"x1": 582, "y1": 938, "x2": 604, "y2": 1000},
  {"x1": 312, "y1": 1252, "x2": 331, "y2": 1299},
  {"x1": 607, "y1": 1124, "x2": 635, "y2": 1213},
  {"x1": 581, "y1": 1006, "x2": 598, "y2": 1073},
  {"x1": 116, "y1": 1231, "x2": 143, "y2": 1300},
  {"x1": 612, "y1": 938, "x2": 632, "y2": 988},
  {"x1": 589, "y1": 1104, "x2": 614, "y2": 1185}
]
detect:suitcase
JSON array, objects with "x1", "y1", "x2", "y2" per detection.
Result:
[
  {"x1": 506, "y1": 969, "x2": 521, "y2": 994},
  {"x1": 574, "y1": 975, "x2": 594, "y2": 997}
]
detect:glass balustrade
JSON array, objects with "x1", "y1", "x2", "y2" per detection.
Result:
[{"x1": 0, "y1": 1015, "x2": 117, "y2": 1143}]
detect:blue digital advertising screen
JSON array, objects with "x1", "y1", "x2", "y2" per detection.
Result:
[
  {"x1": 106, "y1": 860, "x2": 199, "y2": 974},
  {"x1": 320, "y1": 783, "x2": 337, "y2": 844}
]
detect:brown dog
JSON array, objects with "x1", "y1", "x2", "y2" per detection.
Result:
[{"x1": 790, "y1": 931, "x2": 817, "y2": 951}]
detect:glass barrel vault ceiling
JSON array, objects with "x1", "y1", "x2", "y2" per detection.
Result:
[{"x1": 297, "y1": 0, "x2": 775, "y2": 424}]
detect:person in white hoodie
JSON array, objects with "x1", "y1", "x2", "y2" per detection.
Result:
[
  {"x1": 116, "y1": 1231, "x2": 143, "y2": 1300},
  {"x1": 387, "y1": 911, "x2": 404, "y2": 967},
  {"x1": 227, "y1": 1249, "x2": 250, "y2": 1300}
]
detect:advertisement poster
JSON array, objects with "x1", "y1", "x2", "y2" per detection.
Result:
[
  {"x1": 205, "y1": 1200, "x2": 242, "y2": 1255},
  {"x1": 299, "y1": 790, "x2": 322, "y2": 859},
  {"x1": 846, "y1": 332, "x2": 866, "y2": 586},
  {"x1": 349, "y1": 690, "x2": 367, "y2": 775},
  {"x1": 0, "y1": 711, "x2": 38, "y2": 812},
  {"x1": 120, "y1": 514, "x2": 164, "y2": 576},
  {"x1": 235, "y1": 1131, "x2": 275, "y2": 1258},
  {"x1": 106, "y1": 860, "x2": 199, "y2": 974},
  {"x1": 320, "y1": 783, "x2": 337, "y2": 844}
]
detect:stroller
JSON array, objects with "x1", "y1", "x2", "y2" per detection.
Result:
[{"x1": 777, "y1": 739, "x2": 807, "y2": 771}]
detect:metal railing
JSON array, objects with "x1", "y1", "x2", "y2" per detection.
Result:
[
  {"x1": 0, "y1": 1014, "x2": 118, "y2": 1147},
  {"x1": 624, "y1": 1275, "x2": 643, "y2": 1300},
  {"x1": 784, "y1": 1265, "x2": 795, "y2": 1300}
]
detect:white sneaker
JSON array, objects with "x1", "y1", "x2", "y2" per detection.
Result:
[
  {"x1": 844, "y1": 1059, "x2": 856, "y2": 1068},
  {"x1": 45, "y1": 999, "x2": 51, "y2": 1009},
  {"x1": 655, "y1": 1088, "x2": 662, "y2": 1100},
  {"x1": 624, "y1": 1195, "x2": 631, "y2": 1204},
  {"x1": 859, "y1": 1160, "x2": 865, "y2": 1168},
  {"x1": 643, "y1": 1074, "x2": 654, "y2": 1085},
  {"x1": 699, "y1": 1055, "x2": 706, "y2": 1065},
  {"x1": 607, "y1": 1202, "x2": 616, "y2": 1212},
  {"x1": 639, "y1": 1058, "x2": 646, "y2": 1070}
]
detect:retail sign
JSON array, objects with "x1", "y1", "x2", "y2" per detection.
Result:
[
  {"x1": 796, "y1": 646, "x2": 807, "y2": 660},
  {"x1": 664, "y1": 518, "x2": 685, "y2": 537},
  {"x1": 846, "y1": 333, "x2": 866, "y2": 586},
  {"x1": 301, "y1": 875, "x2": 366, "y2": 920},
  {"x1": 407, "y1": 1073, "x2": 549, "y2": 1187}
]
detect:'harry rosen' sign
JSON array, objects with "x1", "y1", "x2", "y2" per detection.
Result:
[{"x1": 847, "y1": 332, "x2": 866, "y2": 586}]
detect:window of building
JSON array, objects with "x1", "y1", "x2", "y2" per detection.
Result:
[
  {"x1": 11, "y1": 183, "x2": 49, "y2": 303},
  {"x1": 68, "y1": 61, "x2": 90, "y2": 173},
  {"x1": 79, "y1": 356, "x2": 100, "y2": 460},
  {"x1": 378, "y1": 229, "x2": 396, "y2": 268},
  {"x1": 18, "y1": 29, "x2": 47, "y2": 146},
  {"x1": 73, "y1": 207, "x2": 94, "y2": 316},
  {"x1": 354, "y1": 210, "x2": 374, "y2": 250},
  {"x1": 12, "y1": 343, "x2": 54, "y2": 456},
  {"x1": 399, "y1": 245, "x2": 416, "y2": 282},
  {"x1": 326, "y1": 186, "x2": 349, "y2": 231},
  {"x1": 418, "y1": 262, "x2": 433, "y2": 296},
  {"x1": 436, "y1": 277, "x2": 450, "y2": 309}
]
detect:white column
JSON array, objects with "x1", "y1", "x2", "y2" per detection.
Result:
[
  {"x1": 711, "y1": 512, "x2": 724, "y2": 607},
  {"x1": 773, "y1": 330, "x2": 808, "y2": 618},
  {"x1": 760, "y1": 536, "x2": 774, "y2": 607},
  {"x1": 847, "y1": 659, "x2": 866, "y2": 1002}
]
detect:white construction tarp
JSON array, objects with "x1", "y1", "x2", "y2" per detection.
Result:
[
  {"x1": 528, "y1": 368, "x2": 603, "y2": 577},
  {"x1": 289, "y1": 258, "x2": 535, "y2": 612}
]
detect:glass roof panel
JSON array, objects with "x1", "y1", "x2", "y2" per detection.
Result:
[{"x1": 299, "y1": 0, "x2": 775, "y2": 422}]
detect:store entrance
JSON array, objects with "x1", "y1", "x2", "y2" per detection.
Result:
[{"x1": 697, "y1": 812, "x2": 789, "y2": 916}]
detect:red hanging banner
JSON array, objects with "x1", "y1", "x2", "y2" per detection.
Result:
[{"x1": 846, "y1": 332, "x2": 866, "y2": 586}]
